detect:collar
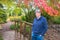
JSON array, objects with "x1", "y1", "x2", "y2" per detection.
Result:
[{"x1": 36, "y1": 16, "x2": 43, "y2": 21}]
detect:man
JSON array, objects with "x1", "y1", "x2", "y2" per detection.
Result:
[{"x1": 32, "y1": 8, "x2": 48, "y2": 40}]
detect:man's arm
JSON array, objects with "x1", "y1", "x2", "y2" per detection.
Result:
[{"x1": 40, "y1": 18, "x2": 48, "y2": 36}]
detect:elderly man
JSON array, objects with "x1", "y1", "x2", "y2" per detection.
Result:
[{"x1": 32, "y1": 8, "x2": 48, "y2": 40}]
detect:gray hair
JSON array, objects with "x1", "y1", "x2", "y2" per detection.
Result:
[{"x1": 35, "y1": 7, "x2": 41, "y2": 13}]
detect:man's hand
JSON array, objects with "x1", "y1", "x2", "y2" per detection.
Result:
[{"x1": 39, "y1": 35, "x2": 42, "y2": 36}]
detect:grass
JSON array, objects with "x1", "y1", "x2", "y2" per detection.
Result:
[
  {"x1": 0, "y1": 35, "x2": 3, "y2": 40},
  {"x1": 26, "y1": 25, "x2": 30, "y2": 32}
]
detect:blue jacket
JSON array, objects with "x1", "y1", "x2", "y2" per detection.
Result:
[{"x1": 32, "y1": 16, "x2": 48, "y2": 36}]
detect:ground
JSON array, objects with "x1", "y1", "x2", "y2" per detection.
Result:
[
  {"x1": 0, "y1": 21, "x2": 60, "y2": 40},
  {"x1": 0, "y1": 21, "x2": 28, "y2": 40}
]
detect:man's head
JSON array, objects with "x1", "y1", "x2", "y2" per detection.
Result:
[{"x1": 35, "y1": 9, "x2": 41, "y2": 18}]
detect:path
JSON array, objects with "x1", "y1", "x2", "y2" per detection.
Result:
[
  {"x1": 1, "y1": 21, "x2": 28, "y2": 40},
  {"x1": 3, "y1": 31, "x2": 15, "y2": 40},
  {"x1": 1, "y1": 21, "x2": 16, "y2": 40}
]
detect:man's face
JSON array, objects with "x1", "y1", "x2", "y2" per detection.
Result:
[{"x1": 35, "y1": 12, "x2": 41, "y2": 17}]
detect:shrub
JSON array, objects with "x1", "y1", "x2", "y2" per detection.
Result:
[
  {"x1": 21, "y1": 16, "x2": 26, "y2": 21},
  {"x1": 25, "y1": 9, "x2": 35, "y2": 23},
  {"x1": 51, "y1": 16, "x2": 60, "y2": 24},
  {"x1": 10, "y1": 24, "x2": 20, "y2": 30},
  {"x1": 0, "y1": 9, "x2": 7, "y2": 24},
  {"x1": 10, "y1": 16, "x2": 21, "y2": 22},
  {"x1": 42, "y1": 9, "x2": 52, "y2": 21},
  {"x1": 42, "y1": 9, "x2": 60, "y2": 24}
]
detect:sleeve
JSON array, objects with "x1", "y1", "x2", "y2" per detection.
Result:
[
  {"x1": 40, "y1": 18, "x2": 48, "y2": 36},
  {"x1": 32, "y1": 18, "x2": 35, "y2": 31},
  {"x1": 32, "y1": 18, "x2": 35, "y2": 26}
]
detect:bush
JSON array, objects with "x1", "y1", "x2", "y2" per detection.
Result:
[
  {"x1": 51, "y1": 16, "x2": 60, "y2": 24},
  {"x1": 10, "y1": 24, "x2": 15, "y2": 30},
  {"x1": 0, "y1": 9, "x2": 7, "y2": 24},
  {"x1": 25, "y1": 9, "x2": 35, "y2": 23},
  {"x1": 26, "y1": 27, "x2": 30, "y2": 32},
  {"x1": 10, "y1": 15, "x2": 26, "y2": 22},
  {"x1": 10, "y1": 16, "x2": 21, "y2": 22},
  {"x1": 10, "y1": 24, "x2": 20, "y2": 30},
  {"x1": 42, "y1": 9, "x2": 60, "y2": 24},
  {"x1": 21, "y1": 16, "x2": 26, "y2": 21},
  {"x1": 42, "y1": 9, "x2": 52, "y2": 21}
]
